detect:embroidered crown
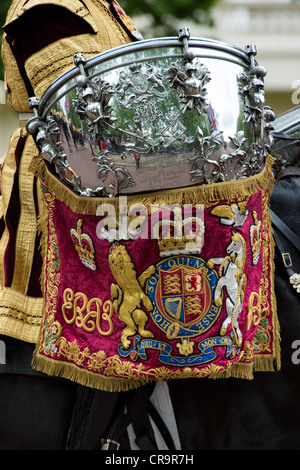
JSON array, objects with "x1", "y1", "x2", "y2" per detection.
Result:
[
  {"x1": 70, "y1": 219, "x2": 97, "y2": 270},
  {"x1": 152, "y1": 205, "x2": 205, "y2": 257}
]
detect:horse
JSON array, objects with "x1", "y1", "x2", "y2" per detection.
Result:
[
  {"x1": 0, "y1": 106, "x2": 299, "y2": 450},
  {"x1": 207, "y1": 231, "x2": 247, "y2": 348}
]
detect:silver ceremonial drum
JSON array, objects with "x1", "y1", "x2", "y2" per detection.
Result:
[{"x1": 27, "y1": 28, "x2": 274, "y2": 197}]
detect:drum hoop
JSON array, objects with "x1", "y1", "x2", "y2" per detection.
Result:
[{"x1": 37, "y1": 36, "x2": 251, "y2": 119}]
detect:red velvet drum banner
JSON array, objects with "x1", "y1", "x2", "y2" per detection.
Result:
[{"x1": 32, "y1": 155, "x2": 279, "y2": 391}]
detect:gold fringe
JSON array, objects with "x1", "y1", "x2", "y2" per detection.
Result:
[
  {"x1": 32, "y1": 351, "x2": 270, "y2": 391},
  {"x1": 32, "y1": 354, "x2": 153, "y2": 392},
  {"x1": 254, "y1": 356, "x2": 277, "y2": 372},
  {"x1": 215, "y1": 362, "x2": 254, "y2": 380},
  {"x1": 32, "y1": 352, "x2": 258, "y2": 391},
  {"x1": 271, "y1": 223, "x2": 282, "y2": 372},
  {"x1": 31, "y1": 154, "x2": 275, "y2": 215}
]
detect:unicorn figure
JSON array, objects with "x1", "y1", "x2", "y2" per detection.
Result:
[{"x1": 207, "y1": 231, "x2": 247, "y2": 347}]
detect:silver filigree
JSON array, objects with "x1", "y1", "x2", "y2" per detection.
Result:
[
  {"x1": 72, "y1": 54, "x2": 136, "y2": 196},
  {"x1": 116, "y1": 63, "x2": 168, "y2": 109},
  {"x1": 114, "y1": 60, "x2": 194, "y2": 156},
  {"x1": 189, "y1": 127, "x2": 225, "y2": 184},
  {"x1": 189, "y1": 127, "x2": 264, "y2": 183},
  {"x1": 73, "y1": 78, "x2": 115, "y2": 137},
  {"x1": 91, "y1": 148, "x2": 135, "y2": 193},
  {"x1": 167, "y1": 58, "x2": 211, "y2": 115},
  {"x1": 263, "y1": 105, "x2": 276, "y2": 153},
  {"x1": 290, "y1": 273, "x2": 300, "y2": 294},
  {"x1": 35, "y1": 115, "x2": 81, "y2": 186},
  {"x1": 237, "y1": 45, "x2": 267, "y2": 129},
  {"x1": 26, "y1": 30, "x2": 272, "y2": 196}
]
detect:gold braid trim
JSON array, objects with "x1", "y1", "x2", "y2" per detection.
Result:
[
  {"x1": 11, "y1": 136, "x2": 39, "y2": 293},
  {"x1": 2, "y1": 0, "x2": 98, "y2": 112},
  {"x1": 0, "y1": 130, "x2": 20, "y2": 289},
  {"x1": 31, "y1": 154, "x2": 275, "y2": 215},
  {"x1": 0, "y1": 132, "x2": 43, "y2": 343},
  {"x1": 3, "y1": 0, "x2": 94, "y2": 25},
  {"x1": 2, "y1": 0, "x2": 133, "y2": 110},
  {"x1": 253, "y1": 187, "x2": 281, "y2": 372},
  {"x1": 0, "y1": 288, "x2": 43, "y2": 343},
  {"x1": 24, "y1": 35, "x2": 102, "y2": 99}
]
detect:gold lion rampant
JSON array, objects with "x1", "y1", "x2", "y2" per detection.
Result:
[{"x1": 108, "y1": 242, "x2": 155, "y2": 349}]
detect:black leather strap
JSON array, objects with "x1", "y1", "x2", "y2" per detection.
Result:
[
  {"x1": 97, "y1": 383, "x2": 177, "y2": 450},
  {"x1": 126, "y1": 386, "x2": 158, "y2": 450},
  {"x1": 270, "y1": 209, "x2": 300, "y2": 281},
  {"x1": 270, "y1": 210, "x2": 300, "y2": 252}
]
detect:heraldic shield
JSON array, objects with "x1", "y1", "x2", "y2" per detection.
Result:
[{"x1": 149, "y1": 258, "x2": 220, "y2": 344}]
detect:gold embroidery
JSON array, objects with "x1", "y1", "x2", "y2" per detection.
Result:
[
  {"x1": 152, "y1": 205, "x2": 205, "y2": 257},
  {"x1": 165, "y1": 297, "x2": 182, "y2": 320},
  {"x1": 70, "y1": 219, "x2": 97, "y2": 270},
  {"x1": 62, "y1": 288, "x2": 113, "y2": 336},
  {"x1": 253, "y1": 187, "x2": 280, "y2": 366},
  {"x1": 176, "y1": 338, "x2": 195, "y2": 356},
  {"x1": 163, "y1": 274, "x2": 181, "y2": 294},
  {"x1": 185, "y1": 296, "x2": 202, "y2": 315},
  {"x1": 211, "y1": 201, "x2": 249, "y2": 226},
  {"x1": 32, "y1": 159, "x2": 280, "y2": 390},
  {"x1": 166, "y1": 321, "x2": 180, "y2": 340}
]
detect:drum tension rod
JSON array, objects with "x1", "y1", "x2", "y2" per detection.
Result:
[
  {"x1": 245, "y1": 44, "x2": 267, "y2": 79},
  {"x1": 74, "y1": 53, "x2": 89, "y2": 87},
  {"x1": 178, "y1": 27, "x2": 195, "y2": 61},
  {"x1": 26, "y1": 97, "x2": 44, "y2": 135}
]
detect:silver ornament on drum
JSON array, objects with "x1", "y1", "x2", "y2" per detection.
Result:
[{"x1": 27, "y1": 28, "x2": 274, "y2": 197}]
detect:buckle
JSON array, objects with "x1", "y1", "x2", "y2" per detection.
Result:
[
  {"x1": 282, "y1": 252, "x2": 292, "y2": 268},
  {"x1": 100, "y1": 438, "x2": 120, "y2": 450}
]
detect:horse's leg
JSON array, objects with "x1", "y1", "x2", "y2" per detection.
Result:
[
  {"x1": 232, "y1": 302, "x2": 243, "y2": 346},
  {"x1": 220, "y1": 297, "x2": 233, "y2": 335},
  {"x1": 214, "y1": 278, "x2": 225, "y2": 306},
  {"x1": 221, "y1": 297, "x2": 243, "y2": 346}
]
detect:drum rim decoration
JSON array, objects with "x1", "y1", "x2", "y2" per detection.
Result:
[{"x1": 34, "y1": 35, "x2": 252, "y2": 119}]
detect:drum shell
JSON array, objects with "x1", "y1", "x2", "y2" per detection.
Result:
[{"x1": 29, "y1": 36, "x2": 270, "y2": 197}]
